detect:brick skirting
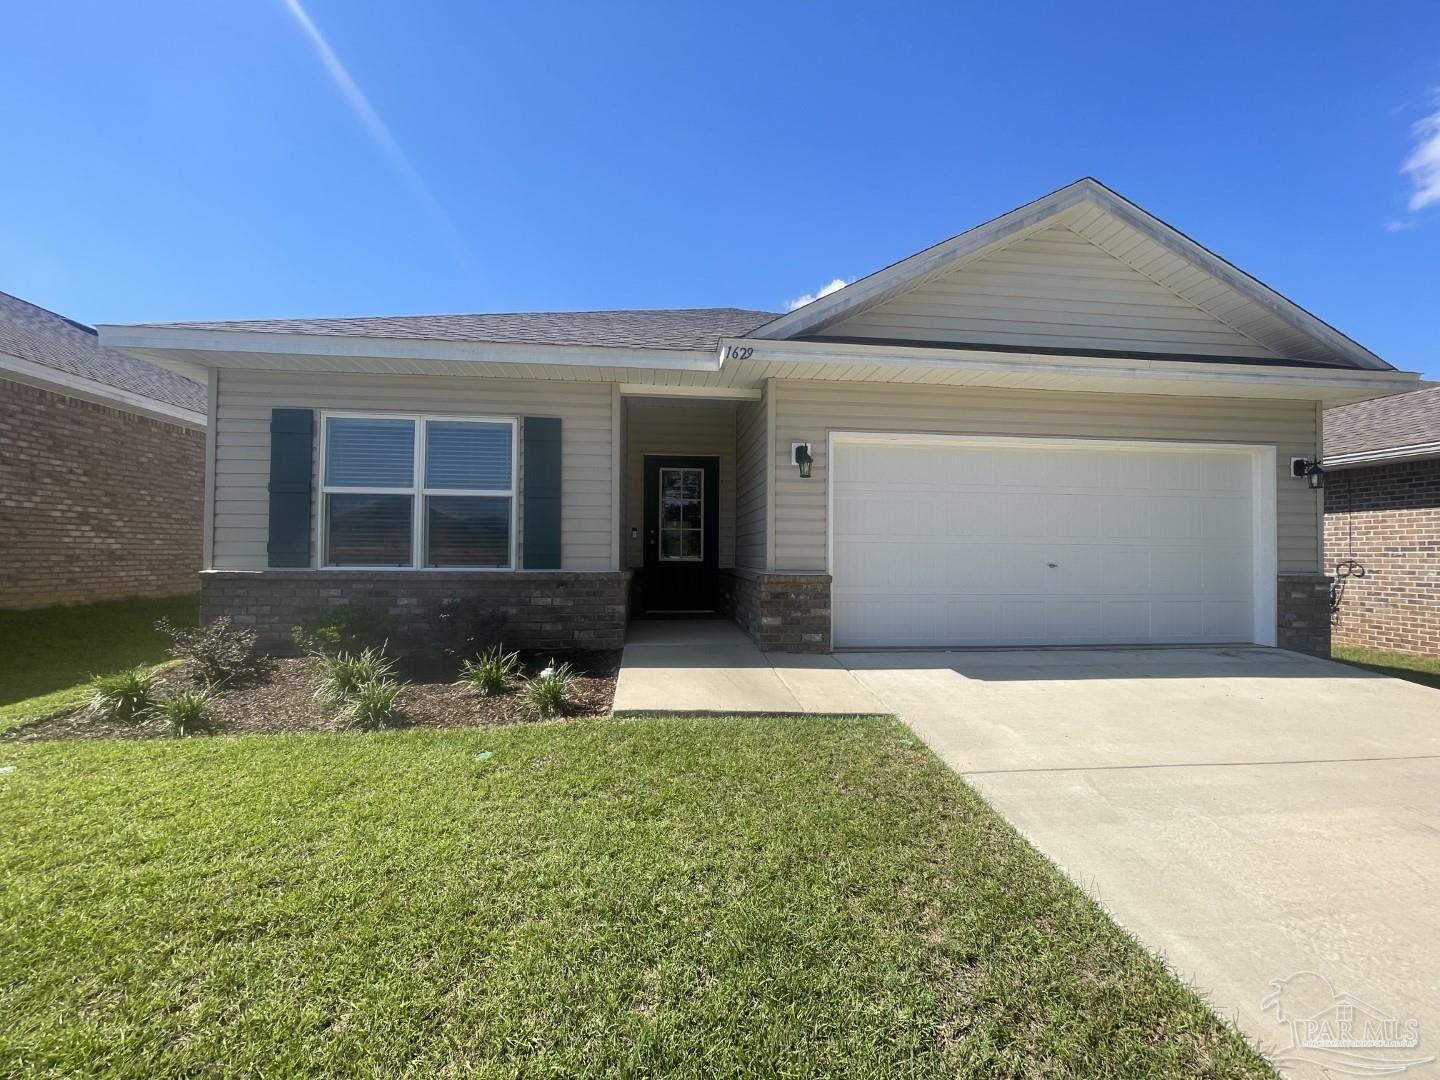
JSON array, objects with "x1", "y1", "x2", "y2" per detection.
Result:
[
  {"x1": 201, "y1": 570, "x2": 631, "y2": 654},
  {"x1": 1276, "y1": 573, "x2": 1332, "y2": 657},
  {"x1": 721, "y1": 568, "x2": 831, "y2": 653}
]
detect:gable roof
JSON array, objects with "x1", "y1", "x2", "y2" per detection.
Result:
[
  {"x1": 122, "y1": 308, "x2": 779, "y2": 353},
  {"x1": 0, "y1": 291, "x2": 206, "y2": 415},
  {"x1": 752, "y1": 178, "x2": 1390, "y2": 371},
  {"x1": 1324, "y1": 385, "x2": 1440, "y2": 463}
]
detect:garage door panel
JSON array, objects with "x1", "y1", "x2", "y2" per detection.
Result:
[
  {"x1": 1045, "y1": 495, "x2": 1101, "y2": 537},
  {"x1": 1201, "y1": 546, "x2": 1251, "y2": 591},
  {"x1": 832, "y1": 439, "x2": 1260, "y2": 648},
  {"x1": 1152, "y1": 600, "x2": 1204, "y2": 639},
  {"x1": 1149, "y1": 497, "x2": 1193, "y2": 539},
  {"x1": 1201, "y1": 497, "x2": 1252, "y2": 541},
  {"x1": 1204, "y1": 600, "x2": 1252, "y2": 639},
  {"x1": 1099, "y1": 497, "x2": 1151, "y2": 539},
  {"x1": 1151, "y1": 549, "x2": 1204, "y2": 592}
]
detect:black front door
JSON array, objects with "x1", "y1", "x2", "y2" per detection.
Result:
[{"x1": 641, "y1": 455, "x2": 719, "y2": 614}]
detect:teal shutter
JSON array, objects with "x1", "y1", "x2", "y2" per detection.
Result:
[
  {"x1": 522, "y1": 416, "x2": 562, "y2": 569},
  {"x1": 267, "y1": 409, "x2": 314, "y2": 567}
]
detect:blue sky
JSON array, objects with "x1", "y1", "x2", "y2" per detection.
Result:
[{"x1": 2, "y1": 1, "x2": 1438, "y2": 375}]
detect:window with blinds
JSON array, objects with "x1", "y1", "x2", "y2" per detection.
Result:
[{"x1": 321, "y1": 414, "x2": 516, "y2": 568}]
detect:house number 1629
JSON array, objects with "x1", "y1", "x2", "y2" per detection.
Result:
[{"x1": 726, "y1": 346, "x2": 754, "y2": 361}]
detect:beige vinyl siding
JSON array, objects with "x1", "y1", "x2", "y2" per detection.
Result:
[
  {"x1": 623, "y1": 398, "x2": 737, "y2": 569},
  {"x1": 734, "y1": 385, "x2": 768, "y2": 570},
  {"x1": 771, "y1": 380, "x2": 1321, "y2": 574},
  {"x1": 827, "y1": 223, "x2": 1281, "y2": 359},
  {"x1": 1063, "y1": 204, "x2": 1340, "y2": 364},
  {"x1": 212, "y1": 369, "x2": 615, "y2": 571}
]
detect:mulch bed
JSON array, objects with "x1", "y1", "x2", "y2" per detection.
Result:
[{"x1": 3, "y1": 651, "x2": 621, "y2": 743}]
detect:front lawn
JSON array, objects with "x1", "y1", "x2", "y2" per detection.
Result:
[
  {"x1": 0, "y1": 715, "x2": 1271, "y2": 1078},
  {"x1": 1331, "y1": 645, "x2": 1440, "y2": 690},
  {"x1": 0, "y1": 594, "x2": 198, "y2": 732}
]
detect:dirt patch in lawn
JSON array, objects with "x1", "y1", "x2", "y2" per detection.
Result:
[{"x1": 2, "y1": 651, "x2": 620, "y2": 743}]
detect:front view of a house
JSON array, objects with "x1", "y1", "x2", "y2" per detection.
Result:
[{"x1": 101, "y1": 179, "x2": 1420, "y2": 657}]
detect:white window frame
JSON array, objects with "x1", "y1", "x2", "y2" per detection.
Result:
[{"x1": 317, "y1": 411, "x2": 518, "y2": 571}]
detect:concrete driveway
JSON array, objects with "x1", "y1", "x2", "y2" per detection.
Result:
[{"x1": 840, "y1": 647, "x2": 1440, "y2": 1078}]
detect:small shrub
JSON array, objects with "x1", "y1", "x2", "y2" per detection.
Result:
[
  {"x1": 153, "y1": 689, "x2": 218, "y2": 737},
  {"x1": 339, "y1": 678, "x2": 406, "y2": 730},
  {"x1": 430, "y1": 596, "x2": 509, "y2": 675},
  {"x1": 522, "y1": 661, "x2": 575, "y2": 719},
  {"x1": 157, "y1": 616, "x2": 261, "y2": 686},
  {"x1": 312, "y1": 646, "x2": 397, "y2": 709},
  {"x1": 85, "y1": 667, "x2": 158, "y2": 724},
  {"x1": 459, "y1": 646, "x2": 522, "y2": 696}
]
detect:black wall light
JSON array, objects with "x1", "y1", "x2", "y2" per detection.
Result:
[
  {"x1": 1292, "y1": 458, "x2": 1325, "y2": 490},
  {"x1": 793, "y1": 442, "x2": 813, "y2": 479}
]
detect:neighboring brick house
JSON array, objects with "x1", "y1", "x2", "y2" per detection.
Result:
[
  {"x1": 0, "y1": 291, "x2": 207, "y2": 609},
  {"x1": 1323, "y1": 386, "x2": 1440, "y2": 656}
]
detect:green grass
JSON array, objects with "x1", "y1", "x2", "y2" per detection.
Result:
[
  {"x1": 1331, "y1": 645, "x2": 1440, "y2": 690},
  {"x1": 0, "y1": 715, "x2": 1271, "y2": 1078},
  {"x1": 0, "y1": 595, "x2": 198, "y2": 732}
]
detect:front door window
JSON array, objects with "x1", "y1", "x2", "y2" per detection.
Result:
[{"x1": 658, "y1": 467, "x2": 703, "y2": 561}]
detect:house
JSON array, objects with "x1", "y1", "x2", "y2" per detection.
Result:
[
  {"x1": 98, "y1": 179, "x2": 1420, "y2": 656},
  {"x1": 1323, "y1": 386, "x2": 1440, "y2": 656},
  {"x1": 1, "y1": 291, "x2": 206, "y2": 609}
]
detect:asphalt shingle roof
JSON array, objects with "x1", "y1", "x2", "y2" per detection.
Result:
[
  {"x1": 1, "y1": 291, "x2": 205, "y2": 414},
  {"x1": 128, "y1": 308, "x2": 782, "y2": 352},
  {"x1": 1324, "y1": 385, "x2": 1440, "y2": 459}
]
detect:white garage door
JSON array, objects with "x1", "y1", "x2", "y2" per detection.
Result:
[{"x1": 831, "y1": 436, "x2": 1264, "y2": 648}]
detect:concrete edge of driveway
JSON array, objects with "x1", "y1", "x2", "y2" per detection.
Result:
[{"x1": 613, "y1": 622, "x2": 890, "y2": 716}]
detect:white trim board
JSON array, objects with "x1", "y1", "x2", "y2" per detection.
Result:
[{"x1": 824, "y1": 430, "x2": 1278, "y2": 648}]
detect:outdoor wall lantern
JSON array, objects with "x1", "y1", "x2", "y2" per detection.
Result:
[
  {"x1": 793, "y1": 442, "x2": 813, "y2": 479},
  {"x1": 1292, "y1": 458, "x2": 1326, "y2": 490}
]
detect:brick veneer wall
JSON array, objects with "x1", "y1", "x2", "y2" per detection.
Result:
[
  {"x1": 201, "y1": 570, "x2": 631, "y2": 653},
  {"x1": 720, "y1": 568, "x2": 1324, "y2": 655},
  {"x1": 721, "y1": 568, "x2": 831, "y2": 653},
  {"x1": 0, "y1": 378, "x2": 204, "y2": 609},
  {"x1": 1324, "y1": 459, "x2": 1440, "y2": 655},
  {"x1": 1275, "y1": 573, "x2": 1332, "y2": 657}
]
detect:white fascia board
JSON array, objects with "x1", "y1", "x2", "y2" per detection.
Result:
[
  {"x1": 0, "y1": 351, "x2": 206, "y2": 428},
  {"x1": 96, "y1": 324, "x2": 718, "y2": 373},
  {"x1": 1323, "y1": 443, "x2": 1440, "y2": 469},
  {"x1": 720, "y1": 336, "x2": 1423, "y2": 402}
]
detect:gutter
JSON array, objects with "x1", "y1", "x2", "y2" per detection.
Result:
[{"x1": 1323, "y1": 442, "x2": 1440, "y2": 470}]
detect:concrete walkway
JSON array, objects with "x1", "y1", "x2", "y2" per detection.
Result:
[
  {"x1": 612, "y1": 620, "x2": 885, "y2": 715},
  {"x1": 839, "y1": 647, "x2": 1440, "y2": 1078}
]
